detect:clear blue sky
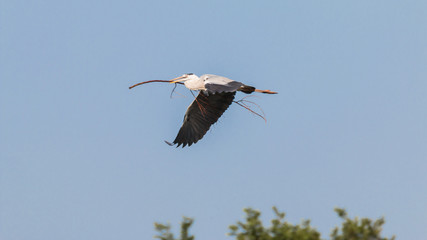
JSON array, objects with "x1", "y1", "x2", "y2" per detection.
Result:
[{"x1": 1, "y1": 1, "x2": 426, "y2": 239}]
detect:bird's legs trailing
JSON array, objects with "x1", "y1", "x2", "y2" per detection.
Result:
[{"x1": 254, "y1": 89, "x2": 278, "y2": 94}]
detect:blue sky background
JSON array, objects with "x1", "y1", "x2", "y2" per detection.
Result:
[{"x1": 1, "y1": 1, "x2": 426, "y2": 239}]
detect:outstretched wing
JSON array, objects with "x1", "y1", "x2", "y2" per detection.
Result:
[{"x1": 172, "y1": 91, "x2": 236, "y2": 147}]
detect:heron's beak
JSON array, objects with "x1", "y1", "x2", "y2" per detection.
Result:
[{"x1": 170, "y1": 76, "x2": 186, "y2": 84}]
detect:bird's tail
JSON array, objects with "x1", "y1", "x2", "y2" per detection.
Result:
[{"x1": 238, "y1": 85, "x2": 278, "y2": 94}]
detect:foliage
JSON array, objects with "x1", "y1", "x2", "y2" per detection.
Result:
[
  {"x1": 228, "y1": 207, "x2": 320, "y2": 240},
  {"x1": 154, "y1": 217, "x2": 194, "y2": 240},
  {"x1": 330, "y1": 208, "x2": 395, "y2": 240},
  {"x1": 154, "y1": 207, "x2": 394, "y2": 240}
]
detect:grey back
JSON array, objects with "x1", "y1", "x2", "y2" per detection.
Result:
[{"x1": 201, "y1": 74, "x2": 243, "y2": 94}]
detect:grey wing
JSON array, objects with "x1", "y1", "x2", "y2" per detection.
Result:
[
  {"x1": 172, "y1": 91, "x2": 236, "y2": 147},
  {"x1": 202, "y1": 74, "x2": 244, "y2": 93}
]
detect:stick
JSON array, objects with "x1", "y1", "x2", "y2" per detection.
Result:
[
  {"x1": 234, "y1": 101, "x2": 267, "y2": 122},
  {"x1": 129, "y1": 80, "x2": 184, "y2": 89}
]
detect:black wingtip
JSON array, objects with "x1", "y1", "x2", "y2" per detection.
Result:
[{"x1": 164, "y1": 140, "x2": 174, "y2": 146}]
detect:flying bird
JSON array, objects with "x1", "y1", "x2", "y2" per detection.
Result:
[{"x1": 129, "y1": 73, "x2": 277, "y2": 147}]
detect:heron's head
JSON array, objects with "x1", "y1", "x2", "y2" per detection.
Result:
[{"x1": 170, "y1": 73, "x2": 199, "y2": 83}]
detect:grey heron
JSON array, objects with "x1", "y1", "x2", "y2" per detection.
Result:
[{"x1": 129, "y1": 73, "x2": 277, "y2": 147}]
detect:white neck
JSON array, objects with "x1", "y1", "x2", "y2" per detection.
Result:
[{"x1": 184, "y1": 75, "x2": 206, "y2": 90}]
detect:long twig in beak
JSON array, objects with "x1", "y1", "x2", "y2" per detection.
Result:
[{"x1": 129, "y1": 80, "x2": 184, "y2": 89}]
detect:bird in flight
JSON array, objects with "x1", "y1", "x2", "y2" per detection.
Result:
[{"x1": 129, "y1": 73, "x2": 277, "y2": 147}]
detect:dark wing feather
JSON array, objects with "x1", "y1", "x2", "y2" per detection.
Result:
[{"x1": 172, "y1": 91, "x2": 236, "y2": 147}]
